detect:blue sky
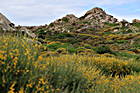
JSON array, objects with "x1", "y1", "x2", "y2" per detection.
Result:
[{"x1": 0, "y1": 0, "x2": 140, "y2": 26}]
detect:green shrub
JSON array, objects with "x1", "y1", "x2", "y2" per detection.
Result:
[
  {"x1": 54, "y1": 33, "x2": 73, "y2": 39},
  {"x1": 47, "y1": 43, "x2": 77, "y2": 54},
  {"x1": 67, "y1": 47, "x2": 77, "y2": 53},
  {"x1": 103, "y1": 31, "x2": 112, "y2": 35},
  {"x1": 132, "y1": 44, "x2": 140, "y2": 48},
  {"x1": 87, "y1": 28, "x2": 96, "y2": 31},
  {"x1": 76, "y1": 47, "x2": 86, "y2": 53},
  {"x1": 62, "y1": 17, "x2": 69, "y2": 23},
  {"x1": 56, "y1": 48, "x2": 67, "y2": 54},
  {"x1": 114, "y1": 52, "x2": 140, "y2": 60},
  {"x1": 76, "y1": 47, "x2": 94, "y2": 55},
  {"x1": 36, "y1": 28, "x2": 47, "y2": 39},
  {"x1": 116, "y1": 40, "x2": 128, "y2": 44},
  {"x1": 49, "y1": 23, "x2": 54, "y2": 27},
  {"x1": 46, "y1": 43, "x2": 62, "y2": 50},
  {"x1": 46, "y1": 63, "x2": 87, "y2": 92},
  {"x1": 95, "y1": 46, "x2": 112, "y2": 54},
  {"x1": 84, "y1": 44, "x2": 93, "y2": 49},
  {"x1": 104, "y1": 22, "x2": 119, "y2": 26},
  {"x1": 123, "y1": 29, "x2": 133, "y2": 34},
  {"x1": 0, "y1": 36, "x2": 42, "y2": 92},
  {"x1": 132, "y1": 23, "x2": 140, "y2": 27}
]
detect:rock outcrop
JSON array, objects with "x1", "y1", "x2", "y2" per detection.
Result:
[
  {"x1": 51, "y1": 14, "x2": 78, "y2": 25},
  {"x1": 132, "y1": 19, "x2": 140, "y2": 23},
  {"x1": 0, "y1": 13, "x2": 15, "y2": 31},
  {"x1": 3, "y1": 7, "x2": 140, "y2": 39},
  {"x1": 16, "y1": 26, "x2": 36, "y2": 38},
  {"x1": 44, "y1": 7, "x2": 120, "y2": 34},
  {"x1": 80, "y1": 7, "x2": 118, "y2": 24},
  {"x1": 47, "y1": 14, "x2": 79, "y2": 33},
  {"x1": 119, "y1": 19, "x2": 130, "y2": 27}
]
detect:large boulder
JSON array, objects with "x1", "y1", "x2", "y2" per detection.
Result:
[
  {"x1": 132, "y1": 19, "x2": 140, "y2": 23},
  {"x1": 0, "y1": 12, "x2": 15, "y2": 31},
  {"x1": 119, "y1": 19, "x2": 130, "y2": 27},
  {"x1": 16, "y1": 26, "x2": 36, "y2": 38},
  {"x1": 52, "y1": 14, "x2": 78, "y2": 25}
]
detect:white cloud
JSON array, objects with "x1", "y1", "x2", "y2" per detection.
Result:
[{"x1": 94, "y1": 0, "x2": 138, "y2": 5}]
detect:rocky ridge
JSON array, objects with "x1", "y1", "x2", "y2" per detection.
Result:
[
  {"x1": 0, "y1": 7, "x2": 140, "y2": 39},
  {"x1": 45, "y1": 7, "x2": 119, "y2": 34}
]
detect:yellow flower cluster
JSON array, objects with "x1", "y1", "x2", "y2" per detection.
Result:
[{"x1": 1, "y1": 35, "x2": 140, "y2": 93}]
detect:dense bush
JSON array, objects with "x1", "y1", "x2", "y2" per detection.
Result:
[
  {"x1": 67, "y1": 47, "x2": 77, "y2": 53},
  {"x1": 46, "y1": 62, "x2": 88, "y2": 92},
  {"x1": 40, "y1": 55, "x2": 140, "y2": 92},
  {"x1": 84, "y1": 44, "x2": 93, "y2": 49},
  {"x1": 46, "y1": 42, "x2": 78, "y2": 54},
  {"x1": 115, "y1": 40, "x2": 128, "y2": 44},
  {"x1": 54, "y1": 33, "x2": 73, "y2": 39},
  {"x1": 62, "y1": 17, "x2": 69, "y2": 23},
  {"x1": 49, "y1": 23, "x2": 54, "y2": 27},
  {"x1": 114, "y1": 52, "x2": 140, "y2": 60},
  {"x1": 95, "y1": 46, "x2": 112, "y2": 54},
  {"x1": 104, "y1": 22, "x2": 119, "y2": 26},
  {"x1": 56, "y1": 48, "x2": 67, "y2": 54},
  {"x1": 0, "y1": 36, "x2": 43, "y2": 92},
  {"x1": 132, "y1": 23, "x2": 140, "y2": 27},
  {"x1": 46, "y1": 42, "x2": 62, "y2": 50}
]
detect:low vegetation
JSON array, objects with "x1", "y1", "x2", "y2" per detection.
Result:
[{"x1": 1, "y1": 36, "x2": 140, "y2": 93}]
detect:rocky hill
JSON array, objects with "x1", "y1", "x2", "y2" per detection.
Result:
[
  {"x1": 1, "y1": 7, "x2": 140, "y2": 58},
  {"x1": 44, "y1": 7, "x2": 118, "y2": 34},
  {"x1": 33, "y1": 7, "x2": 140, "y2": 58}
]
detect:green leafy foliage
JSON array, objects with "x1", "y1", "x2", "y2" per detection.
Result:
[
  {"x1": 95, "y1": 46, "x2": 112, "y2": 54},
  {"x1": 62, "y1": 17, "x2": 69, "y2": 23}
]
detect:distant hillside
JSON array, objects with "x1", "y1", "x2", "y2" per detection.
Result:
[{"x1": 1, "y1": 7, "x2": 140, "y2": 59}]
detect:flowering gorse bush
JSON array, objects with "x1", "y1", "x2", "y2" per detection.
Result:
[{"x1": 1, "y1": 36, "x2": 140, "y2": 93}]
